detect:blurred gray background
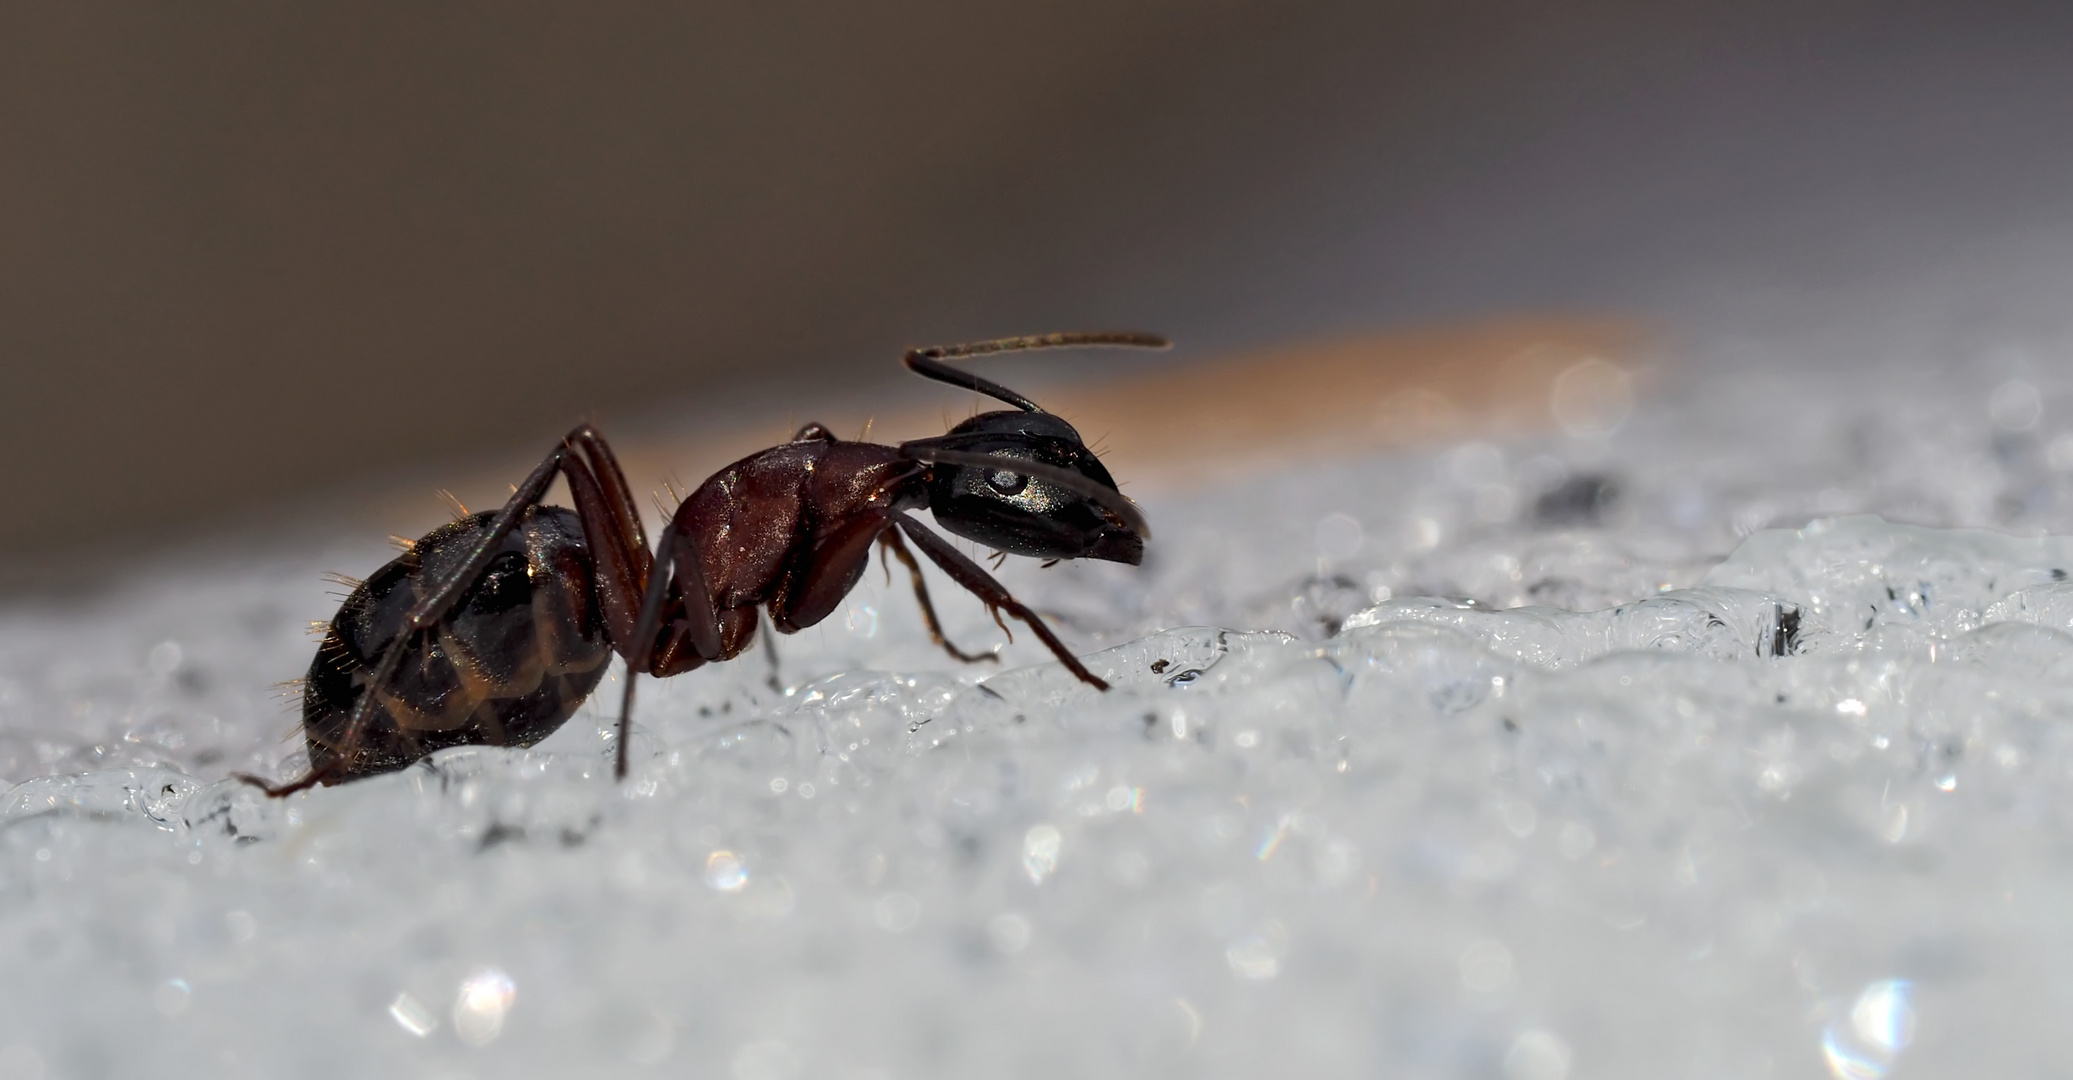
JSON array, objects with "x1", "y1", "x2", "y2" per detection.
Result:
[{"x1": 6, "y1": 0, "x2": 2073, "y2": 577}]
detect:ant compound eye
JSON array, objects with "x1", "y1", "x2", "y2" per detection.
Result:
[{"x1": 987, "y1": 468, "x2": 1028, "y2": 496}]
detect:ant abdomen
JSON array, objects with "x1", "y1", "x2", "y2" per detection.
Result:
[{"x1": 302, "y1": 507, "x2": 612, "y2": 782}]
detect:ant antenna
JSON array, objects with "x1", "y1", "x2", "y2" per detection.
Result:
[{"x1": 904, "y1": 332, "x2": 1170, "y2": 412}]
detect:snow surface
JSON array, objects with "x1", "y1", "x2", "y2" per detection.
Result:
[{"x1": 7, "y1": 343, "x2": 2073, "y2": 1078}]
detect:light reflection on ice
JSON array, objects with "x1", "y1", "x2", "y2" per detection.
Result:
[
  {"x1": 1820, "y1": 980, "x2": 1917, "y2": 1080},
  {"x1": 1224, "y1": 935, "x2": 1279, "y2": 980},
  {"x1": 452, "y1": 968, "x2": 516, "y2": 1046},
  {"x1": 705, "y1": 849, "x2": 748, "y2": 892},
  {"x1": 1850, "y1": 979, "x2": 1918, "y2": 1057},
  {"x1": 388, "y1": 992, "x2": 438, "y2": 1037},
  {"x1": 1021, "y1": 823, "x2": 1062, "y2": 884}
]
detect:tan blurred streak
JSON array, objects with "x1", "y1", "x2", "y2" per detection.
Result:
[
  {"x1": 1039, "y1": 316, "x2": 1648, "y2": 489},
  {"x1": 409, "y1": 317, "x2": 1649, "y2": 531}
]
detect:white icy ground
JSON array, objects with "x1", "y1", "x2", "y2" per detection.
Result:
[{"x1": 7, "y1": 343, "x2": 2073, "y2": 1079}]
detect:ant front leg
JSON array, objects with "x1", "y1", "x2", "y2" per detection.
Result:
[
  {"x1": 891, "y1": 514, "x2": 1110, "y2": 691},
  {"x1": 878, "y1": 529, "x2": 999, "y2": 664}
]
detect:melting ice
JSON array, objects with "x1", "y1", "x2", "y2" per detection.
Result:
[{"x1": 4, "y1": 358, "x2": 2073, "y2": 1077}]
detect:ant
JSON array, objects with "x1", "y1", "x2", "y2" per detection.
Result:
[{"x1": 239, "y1": 332, "x2": 1167, "y2": 796}]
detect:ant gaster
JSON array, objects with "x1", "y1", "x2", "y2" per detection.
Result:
[{"x1": 241, "y1": 332, "x2": 1167, "y2": 796}]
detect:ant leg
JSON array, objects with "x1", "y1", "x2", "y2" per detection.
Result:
[
  {"x1": 614, "y1": 529, "x2": 675, "y2": 780},
  {"x1": 564, "y1": 424, "x2": 651, "y2": 560},
  {"x1": 557, "y1": 429, "x2": 659, "y2": 648},
  {"x1": 615, "y1": 521, "x2": 736, "y2": 779},
  {"x1": 891, "y1": 514, "x2": 1109, "y2": 691},
  {"x1": 877, "y1": 530, "x2": 999, "y2": 664},
  {"x1": 758, "y1": 611, "x2": 783, "y2": 693},
  {"x1": 231, "y1": 761, "x2": 339, "y2": 798}
]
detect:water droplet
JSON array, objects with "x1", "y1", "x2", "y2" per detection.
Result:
[
  {"x1": 873, "y1": 892, "x2": 920, "y2": 933},
  {"x1": 1551, "y1": 356, "x2": 1633, "y2": 439},
  {"x1": 1505, "y1": 1029, "x2": 1572, "y2": 1080},
  {"x1": 151, "y1": 979, "x2": 191, "y2": 1017},
  {"x1": 1225, "y1": 936, "x2": 1279, "y2": 979},
  {"x1": 1110, "y1": 850, "x2": 1152, "y2": 888},
  {"x1": 1315, "y1": 513, "x2": 1364, "y2": 560},
  {"x1": 625, "y1": 1009, "x2": 676, "y2": 1065},
  {"x1": 2048, "y1": 431, "x2": 2073, "y2": 470},
  {"x1": 1558, "y1": 822, "x2": 1596, "y2": 861},
  {"x1": 146, "y1": 641, "x2": 183, "y2": 677},
  {"x1": 1989, "y1": 379, "x2": 2042, "y2": 432},
  {"x1": 1458, "y1": 939, "x2": 1514, "y2": 993},
  {"x1": 986, "y1": 912, "x2": 1032, "y2": 954},
  {"x1": 731, "y1": 1039, "x2": 800, "y2": 1080},
  {"x1": 1501, "y1": 801, "x2": 1538, "y2": 838}
]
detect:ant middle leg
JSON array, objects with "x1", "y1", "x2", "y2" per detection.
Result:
[
  {"x1": 613, "y1": 520, "x2": 746, "y2": 779},
  {"x1": 758, "y1": 612, "x2": 783, "y2": 694},
  {"x1": 877, "y1": 529, "x2": 999, "y2": 664}
]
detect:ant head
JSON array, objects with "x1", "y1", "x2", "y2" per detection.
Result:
[
  {"x1": 903, "y1": 411, "x2": 1145, "y2": 565},
  {"x1": 897, "y1": 331, "x2": 1168, "y2": 565}
]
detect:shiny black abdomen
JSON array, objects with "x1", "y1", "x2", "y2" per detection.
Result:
[{"x1": 302, "y1": 507, "x2": 612, "y2": 781}]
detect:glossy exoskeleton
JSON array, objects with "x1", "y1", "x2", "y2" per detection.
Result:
[{"x1": 245, "y1": 332, "x2": 1166, "y2": 795}]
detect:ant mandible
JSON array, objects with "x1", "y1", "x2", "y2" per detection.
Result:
[{"x1": 240, "y1": 332, "x2": 1167, "y2": 796}]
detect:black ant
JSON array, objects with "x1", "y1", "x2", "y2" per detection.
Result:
[{"x1": 239, "y1": 332, "x2": 1167, "y2": 796}]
